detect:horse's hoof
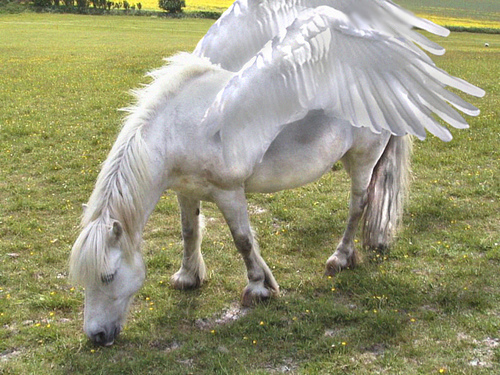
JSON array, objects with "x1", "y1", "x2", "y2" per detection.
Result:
[
  {"x1": 325, "y1": 257, "x2": 347, "y2": 276},
  {"x1": 325, "y1": 252, "x2": 359, "y2": 276},
  {"x1": 241, "y1": 284, "x2": 276, "y2": 307},
  {"x1": 325, "y1": 265, "x2": 342, "y2": 277},
  {"x1": 171, "y1": 271, "x2": 203, "y2": 290}
]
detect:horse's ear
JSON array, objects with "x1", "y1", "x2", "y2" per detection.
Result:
[{"x1": 111, "y1": 221, "x2": 123, "y2": 241}]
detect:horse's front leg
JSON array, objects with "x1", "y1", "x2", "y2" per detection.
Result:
[
  {"x1": 171, "y1": 194, "x2": 206, "y2": 290},
  {"x1": 214, "y1": 189, "x2": 279, "y2": 306}
]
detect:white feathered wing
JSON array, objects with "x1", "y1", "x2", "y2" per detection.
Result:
[
  {"x1": 201, "y1": 7, "x2": 484, "y2": 173},
  {"x1": 194, "y1": 0, "x2": 450, "y2": 72}
]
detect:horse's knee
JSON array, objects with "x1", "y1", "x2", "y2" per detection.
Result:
[
  {"x1": 182, "y1": 226, "x2": 196, "y2": 240},
  {"x1": 351, "y1": 188, "x2": 368, "y2": 211},
  {"x1": 233, "y1": 232, "x2": 253, "y2": 256}
]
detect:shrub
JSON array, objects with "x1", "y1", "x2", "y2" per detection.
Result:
[
  {"x1": 76, "y1": 0, "x2": 88, "y2": 8},
  {"x1": 32, "y1": 0, "x2": 53, "y2": 7},
  {"x1": 0, "y1": 0, "x2": 29, "y2": 12},
  {"x1": 90, "y1": 0, "x2": 105, "y2": 8},
  {"x1": 158, "y1": 0, "x2": 184, "y2": 13}
]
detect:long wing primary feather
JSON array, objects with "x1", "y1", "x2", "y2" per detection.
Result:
[
  {"x1": 194, "y1": 0, "x2": 450, "y2": 72},
  {"x1": 202, "y1": 6, "x2": 484, "y2": 172}
]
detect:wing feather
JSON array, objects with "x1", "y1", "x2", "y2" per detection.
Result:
[
  {"x1": 396, "y1": 71, "x2": 470, "y2": 130},
  {"x1": 437, "y1": 89, "x2": 481, "y2": 117}
]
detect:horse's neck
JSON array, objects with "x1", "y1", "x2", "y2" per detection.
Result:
[
  {"x1": 140, "y1": 126, "x2": 171, "y2": 223},
  {"x1": 146, "y1": 66, "x2": 233, "y2": 166},
  {"x1": 169, "y1": 68, "x2": 233, "y2": 136}
]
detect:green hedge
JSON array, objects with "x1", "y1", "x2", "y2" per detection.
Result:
[{"x1": 158, "y1": 0, "x2": 184, "y2": 13}]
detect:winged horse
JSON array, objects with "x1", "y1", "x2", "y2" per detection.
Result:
[{"x1": 69, "y1": 0, "x2": 484, "y2": 346}]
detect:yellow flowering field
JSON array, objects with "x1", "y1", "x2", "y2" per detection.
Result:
[
  {"x1": 421, "y1": 14, "x2": 500, "y2": 30},
  {"x1": 184, "y1": 0, "x2": 233, "y2": 11},
  {"x1": 139, "y1": 0, "x2": 233, "y2": 11}
]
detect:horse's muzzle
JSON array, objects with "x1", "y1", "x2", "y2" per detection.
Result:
[{"x1": 89, "y1": 326, "x2": 121, "y2": 347}]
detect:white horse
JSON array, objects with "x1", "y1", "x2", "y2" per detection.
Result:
[{"x1": 69, "y1": 1, "x2": 484, "y2": 346}]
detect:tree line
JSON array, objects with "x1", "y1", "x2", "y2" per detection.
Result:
[{"x1": 28, "y1": 0, "x2": 185, "y2": 13}]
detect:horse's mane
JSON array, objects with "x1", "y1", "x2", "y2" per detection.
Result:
[{"x1": 69, "y1": 53, "x2": 219, "y2": 285}]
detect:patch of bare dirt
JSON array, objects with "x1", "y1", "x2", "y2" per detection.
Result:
[
  {"x1": 195, "y1": 303, "x2": 249, "y2": 330},
  {"x1": 265, "y1": 358, "x2": 299, "y2": 373},
  {"x1": 469, "y1": 337, "x2": 499, "y2": 368},
  {"x1": 0, "y1": 349, "x2": 21, "y2": 362}
]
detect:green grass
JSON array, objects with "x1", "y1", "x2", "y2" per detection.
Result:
[{"x1": 1, "y1": 13, "x2": 499, "y2": 375}]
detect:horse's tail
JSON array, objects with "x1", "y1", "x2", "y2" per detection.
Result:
[{"x1": 362, "y1": 135, "x2": 412, "y2": 251}]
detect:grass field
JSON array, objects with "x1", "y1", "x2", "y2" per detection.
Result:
[{"x1": 0, "y1": 11, "x2": 499, "y2": 375}]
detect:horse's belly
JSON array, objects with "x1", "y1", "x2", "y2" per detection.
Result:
[{"x1": 245, "y1": 112, "x2": 353, "y2": 193}]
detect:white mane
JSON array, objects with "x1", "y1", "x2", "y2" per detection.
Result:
[{"x1": 69, "y1": 53, "x2": 219, "y2": 285}]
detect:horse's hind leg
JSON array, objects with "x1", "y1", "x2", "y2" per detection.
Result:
[
  {"x1": 325, "y1": 173, "x2": 366, "y2": 275},
  {"x1": 214, "y1": 189, "x2": 279, "y2": 306},
  {"x1": 325, "y1": 134, "x2": 389, "y2": 276},
  {"x1": 171, "y1": 194, "x2": 206, "y2": 290}
]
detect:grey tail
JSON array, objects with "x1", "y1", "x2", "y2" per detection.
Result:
[{"x1": 362, "y1": 135, "x2": 413, "y2": 252}]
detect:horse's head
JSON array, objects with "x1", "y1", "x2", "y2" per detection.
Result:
[{"x1": 70, "y1": 217, "x2": 145, "y2": 346}]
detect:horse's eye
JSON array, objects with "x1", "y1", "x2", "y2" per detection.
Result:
[{"x1": 101, "y1": 272, "x2": 116, "y2": 284}]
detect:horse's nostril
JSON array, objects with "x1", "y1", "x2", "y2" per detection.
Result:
[
  {"x1": 89, "y1": 325, "x2": 121, "y2": 346},
  {"x1": 92, "y1": 331, "x2": 107, "y2": 345}
]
